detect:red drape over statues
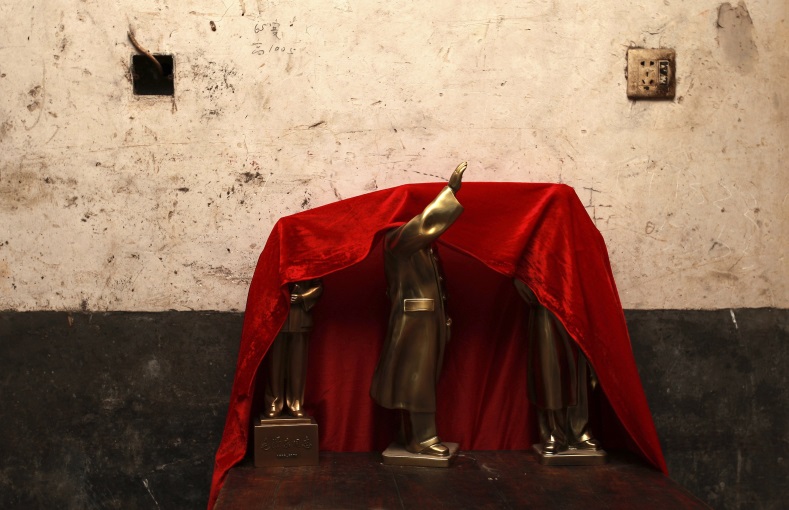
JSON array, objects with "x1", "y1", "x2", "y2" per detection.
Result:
[{"x1": 208, "y1": 182, "x2": 668, "y2": 509}]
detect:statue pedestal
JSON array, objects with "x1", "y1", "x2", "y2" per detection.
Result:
[
  {"x1": 532, "y1": 444, "x2": 607, "y2": 466},
  {"x1": 253, "y1": 416, "x2": 319, "y2": 467},
  {"x1": 381, "y1": 442, "x2": 459, "y2": 468}
]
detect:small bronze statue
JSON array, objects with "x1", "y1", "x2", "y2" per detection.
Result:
[
  {"x1": 370, "y1": 162, "x2": 466, "y2": 461},
  {"x1": 263, "y1": 279, "x2": 323, "y2": 419},
  {"x1": 514, "y1": 280, "x2": 605, "y2": 464}
]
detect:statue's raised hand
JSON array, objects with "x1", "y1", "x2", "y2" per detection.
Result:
[{"x1": 448, "y1": 161, "x2": 467, "y2": 193}]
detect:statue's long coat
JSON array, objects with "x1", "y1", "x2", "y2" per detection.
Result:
[{"x1": 370, "y1": 186, "x2": 463, "y2": 412}]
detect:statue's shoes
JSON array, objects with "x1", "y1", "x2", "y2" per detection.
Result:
[
  {"x1": 407, "y1": 436, "x2": 450, "y2": 457},
  {"x1": 572, "y1": 437, "x2": 601, "y2": 451},
  {"x1": 263, "y1": 407, "x2": 282, "y2": 419},
  {"x1": 288, "y1": 407, "x2": 305, "y2": 418},
  {"x1": 419, "y1": 443, "x2": 450, "y2": 457},
  {"x1": 542, "y1": 436, "x2": 568, "y2": 455}
]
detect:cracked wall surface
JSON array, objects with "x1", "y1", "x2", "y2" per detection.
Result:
[{"x1": 0, "y1": 0, "x2": 786, "y2": 311}]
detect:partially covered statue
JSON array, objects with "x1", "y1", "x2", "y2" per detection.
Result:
[
  {"x1": 263, "y1": 279, "x2": 323, "y2": 419},
  {"x1": 514, "y1": 280, "x2": 604, "y2": 463},
  {"x1": 370, "y1": 162, "x2": 466, "y2": 460}
]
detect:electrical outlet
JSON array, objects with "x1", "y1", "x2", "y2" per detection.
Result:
[{"x1": 627, "y1": 48, "x2": 675, "y2": 99}]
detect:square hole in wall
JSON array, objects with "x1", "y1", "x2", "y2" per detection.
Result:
[{"x1": 131, "y1": 54, "x2": 174, "y2": 96}]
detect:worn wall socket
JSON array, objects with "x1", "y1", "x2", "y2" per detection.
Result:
[{"x1": 627, "y1": 48, "x2": 675, "y2": 99}]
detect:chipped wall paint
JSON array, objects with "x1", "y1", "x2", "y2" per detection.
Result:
[{"x1": 0, "y1": 0, "x2": 786, "y2": 311}]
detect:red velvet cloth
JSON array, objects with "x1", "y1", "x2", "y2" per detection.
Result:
[{"x1": 208, "y1": 182, "x2": 667, "y2": 509}]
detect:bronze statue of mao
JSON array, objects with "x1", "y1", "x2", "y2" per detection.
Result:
[
  {"x1": 370, "y1": 162, "x2": 467, "y2": 458},
  {"x1": 514, "y1": 280, "x2": 602, "y2": 459},
  {"x1": 263, "y1": 279, "x2": 323, "y2": 419}
]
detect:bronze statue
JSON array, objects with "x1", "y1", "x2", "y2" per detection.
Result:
[
  {"x1": 263, "y1": 279, "x2": 323, "y2": 419},
  {"x1": 514, "y1": 280, "x2": 602, "y2": 460},
  {"x1": 370, "y1": 162, "x2": 467, "y2": 458}
]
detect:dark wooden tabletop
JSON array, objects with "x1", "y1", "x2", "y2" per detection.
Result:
[{"x1": 215, "y1": 450, "x2": 709, "y2": 509}]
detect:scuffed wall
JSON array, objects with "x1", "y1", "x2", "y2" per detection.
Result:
[{"x1": 0, "y1": 0, "x2": 786, "y2": 311}]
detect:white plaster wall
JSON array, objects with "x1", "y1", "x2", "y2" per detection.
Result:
[{"x1": 0, "y1": 0, "x2": 786, "y2": 311}]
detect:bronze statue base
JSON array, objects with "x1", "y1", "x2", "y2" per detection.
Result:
[
  {"x1": 254, "y1": 415, "x2": 319, "y2": 467},
  {"x1": 381, "y1": 442, "x2": 459, "y2": 468},
  {"x1": 532, "y1": 444, "x2": 607, "y2": 466}
]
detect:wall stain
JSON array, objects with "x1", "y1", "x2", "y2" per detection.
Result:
[
  {"x1": 0, "y1": 164, "x2": 54, "y2": 212},
  {"x1": 204, "y1": 264, "x2": 250, "y2": 284},
  {"x1": 192, "y1": 61, "x2": 238, "y2": 101},
  {"x1": 26, "y1": 85, "x2": 42, "y2": 112},
  {"x1": 300, "y1": 193, "x2": 311, "y2": 209},
  {"x1": 238, "y1": 171, "x2": 262, "y2": 184},
  {"x1": 363, "y1": 177, "x2": 378, "y2": 191},
  {"x1": 716, "y1": 2, "x2": 758, "y2": 73},
  {"x1": 23, "y1": 62, "x2": 46, "y2": 131},
  {"x1": 710, "y1": 270, "x2": 739, "y2": 282},
  {"x1": 0, "y1": 120, "x2": 12, "y2": 142}
]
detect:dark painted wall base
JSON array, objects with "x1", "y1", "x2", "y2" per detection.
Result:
[
  {"x1": 628, "y1": 309, "x2": 788, "y2": 510},
  {"x1": 1, "y1": 309, "x2": 786, "y2": 509},
  {"x1": 0, "y1": 312, "x2": 242, "y2": 510}
]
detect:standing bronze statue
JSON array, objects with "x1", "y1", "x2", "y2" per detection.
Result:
[
  {"x1": 370, "y1": 162, "x2": 467, "y2": 460},
  {"x1": 263, "y1": 279, "x2": 323, "y2": 419},
  {"x1": 514, "y1": 280, "x2": 605, "y2": 464}
]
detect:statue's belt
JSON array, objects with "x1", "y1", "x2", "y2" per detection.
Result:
[
  {"x1": 402, "y1": 299, "x2": 452, "y2": 327},
  {"x1": 403, "y1": 298, "x2": 435, "y2": 312}
]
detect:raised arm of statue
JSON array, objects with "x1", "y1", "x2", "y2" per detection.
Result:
[{"x1": 385, "y1": 162, "x2": 466, "y2": 257}]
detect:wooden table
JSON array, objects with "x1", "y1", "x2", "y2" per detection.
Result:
[{"x1": 215, "y1": 450, "x2": 709, "y2": 509}]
